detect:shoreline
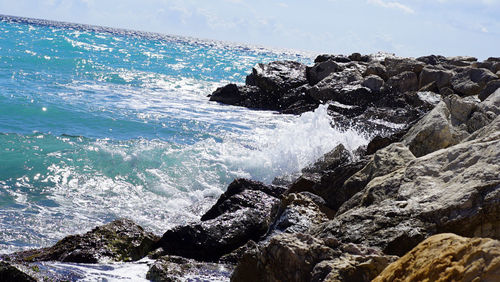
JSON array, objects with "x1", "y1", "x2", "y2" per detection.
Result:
[{"x1": 2, "y1": 51, "x2": 500, "y2": 281}]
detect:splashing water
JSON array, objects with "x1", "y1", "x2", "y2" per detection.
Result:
[{"x1": 0, "y1": 15, "x2": 369, "y2": 260}]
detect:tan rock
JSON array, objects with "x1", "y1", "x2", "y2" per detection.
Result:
[{"x1": 373, "y1": 233, "x2": 500, "y2": 282}]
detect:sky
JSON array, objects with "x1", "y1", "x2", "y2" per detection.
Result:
[{"x1": 0, "y1": 0, "x2": 499, "y2": 59}]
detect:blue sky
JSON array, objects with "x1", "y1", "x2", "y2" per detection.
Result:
[{"x1": 1, "y1": 0, "x2": 499, "y2": 59}]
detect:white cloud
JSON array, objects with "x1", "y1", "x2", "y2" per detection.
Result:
[{"x1": 367, "y1": 0, "x2": 415, "y2": 14}]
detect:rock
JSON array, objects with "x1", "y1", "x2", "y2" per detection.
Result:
[
  {"x1": 440, "y1": 87, "x2": 454, "y2": 96},
  {"x1": 445, "y1": 56, "x2": 478, "y2": 67},
  {"x1": 327, "y1": 102, "x2": 365, "y2": 118},
  {"x1": 268, "y1": 192, "x2": 333, "y2": 235},
  {"x1": 478, "y1": 88, "x2": 500, "y2": 115},
  {"x1": 342, "y1": 143, "x2": 415, "y2": 195},
  {"x1": 348, "y1": 52, "x2": 369, "y2": 62},
  {"x1": 385, "y1": 57, "x2": 425, "y2": 78},
  {"x1": 416, "y1": 55, "x2": 447, "y2": 66},
  {"x1": 307, "y1": 60, "x2": 344, "y2": 85},
  {"x1": 146, "y1": 255, "x2": 233, "y2": 282},
  {"x1": 0, "y1": 262, "x2": 36, "y2": 282},
  {"x1": 373, "y1": 233, "x2": 500, "y2": 282},
  {"x1": 402, "y1": 100, "x2": 469, "y2": 157},
  {"x1": 314, "y1": 54, "x2": 350, "y2": 63},
  {"x1": 451, "y1": 67, "x2": 498, "y2": 96},
  {"x1": 246, "y1": 61, "x2": 308, "y2": 93},
  {"x1": 301, "y1": 144, "x2": 351, "y2": 174},
  {"x1": 4, "y1": 219, "x2": 159, "y2": 263},
  {"x1": 209, "y1": 84, "x2": 268, "y2": 108},
  {"x1": 313, "y1": 126, "x2": 500, "y2": 256},
  {"x1": 363, "y1": 62, "x2": 387, "y2": 80},
  {"x1": 419, "y1": 67, "x2": 454, "y2": 90},
  {"x1": 159, "y1": 179, "x2": 282, "y2": 261},
  {"x1": 312, "y1": 253, "x2": 397, "y2": 282},
  {"x1": 361, "y1": 75, "x2": 384, "y2": 92},
  {"x1": 232, "y1": 233, "x2": 395, "y2": 282},
  {"x1": 479, "y1": 79, "x2": 500, "y2": 101},
  {"x1": 385, "y1": 71, "x2": 418, "y2": 92}
]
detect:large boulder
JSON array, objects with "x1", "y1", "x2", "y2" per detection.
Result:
[
  {"x1": 479, "y1": 79, "x2": 500, "y2": 101},
  {"x1": 146, "y1": 255, "x2": 233, "y2": 282},
  {"x1": 209, "y1": 84, "x2": 268, "y2": 108},
  {"x1": 0, "y1": 262, "x2": 36, "y2": 282},
  {"x1": 419, "y1": 67, "x2": 454, "y2": 90},
  {"x1": 385, "y1": 71, "x2": 419, "y2": 93},
  {"x1": 373, "y1": 233, "x2": 500, "y2": 282},
  {"x1": 159, "y1": 179, "x2": 283, "y2": 261},
  {"x1": 313, "y1": 121, "x2": 500, "y2": 256},
  {"x1": 451, "y1": 67, "x2": 498, "y2": 96},
  {"x1": 314, "y1": 54, "x2": 350, "y2": 63},
  {"x1": 3, "y1": 219, "x2": 159, "y2": 263},
  {"x1": 478, "y1": 88, "x2": 500, "y2": 115},
  {"x1": 361, "y1": 75, "x2": 384, "y2": 93},
  {"x1": 385, "y1": 57, "x2": 425, "y2": 78},
  {"x1": 245, "y1": 61, "x2": 308, "y2": 93},
  {"x1": 307, "y1": 60, "x2": 344, "y2": 85},
  {"x1": 307, "y1": 68, "x2": 369, "y2": 104},
  {"x1": 231, "y1": 233, "x2": 396, "y2": 282},
  {"x1": 363, "y1": 62, "x2": 387, "y2": 80}
]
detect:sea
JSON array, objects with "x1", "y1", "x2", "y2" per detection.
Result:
[{"x1": 0, "y1": 15, "x2": 369, "y2": 280}]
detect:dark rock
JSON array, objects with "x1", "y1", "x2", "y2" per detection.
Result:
[
  {"x1": 146, "y1": 255, "x2": 233, "y2": 282},
  {"x1": 416, "y1": 55, "x2": 447, "y2": 66},
  {"x1": 385, "y1": 71, "x2": 419, "y2": 93},
  {"x1": 201, "y1": 178, "x2": 285, "y2": 221},
  {"x1": 366, "y1": 129, "x2": 409, "y2": 155},
  {"x1": 479, "y1": 79, "x2": 500, "y2": 101},
  {"x1": 0, "y1": 262, "x2": 36, "y2": 282},
  {"x1": 307, "y1": 59, "x2": 344, "y2": 85},
  {"x1": 327, "y1": 102, "x2": 365, "y2": 118},
  {"x1": 363, "y1": 62, "x2": 387, "y2": 80},
  {"x1": 419, "y1": 67, "x2": 454, "y2": 89},
  {"x1": 440, "y1": 87, "x2": 455, "y2": 96},
  {"x1": 160, "y1": 179, "x2": 281, "y2": 261},
  {"x1": 209, "y1": 84, "x2": 269, "y2": 108},
  {"x1": 245, "y1": 61, "x2": 307, "y2": 93},
  {"x1": 445, "y1": 56, "x2": 477, "y2": 67},
  {"x1": 451, "y1": 67, "x2": 497, "y2": 96},
  {"x1": 362, "y1": 75, "x2": 384, "y2": 92},
  {"x1": 301, "y1": 144, "x2": 351, "y2": 173},
  {"x1": 4, "y1": 219, "x2": 159, "y2": 263},
  {"x1": 314, "y1": 54, "x2": 350, "y2": 63},
  {"x1": 385, "y1": 57, "x2": 425, "y2": 78}
]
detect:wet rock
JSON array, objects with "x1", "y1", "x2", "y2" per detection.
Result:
[
  {"x1": 451, "y1": 67, "x2": 498, "y2": 96},
  {"x1": 419, "y1": 67, "x2": 454, "y2": 90},
  {"x1": 307, "y1": 60, "x2": 344, "y2": 85},
  {"x1": 147, "y1": 255, "x2": 233, "y2": 282},
  {"x1": 373, "y1": 233, "x2": 500, "y2": 282},
  {"x1": 363, "y1": 62, "x2": 387, "y2": 80},
  {"x1": 301, "y1": 144, "x2": 351, "y2": 174},
  {"x1": 479, "y1": 79, "x2": 500, "y2": 101},
  {"x1": 402, "y1": 100, "x2": 470, "y2": 157},
  {"x1": 209, "y1": 84, "x2": 267, "y2": 108},
  {"x1": 314, "y1": 54, "x2": 350, "y2": 63},
  {"x1": 326, "y1": 102, "x2": 365, "y2": 118},
  {"x1": 160, "y1": 179, "x2": 282, "y2": 261},
  {"x1": 313, "y1": 126, "x2": 500, "y2": 255},
  {"x1": 385, "y1": 71, "x2": 418, "y2": 93},
  {"x1": 0, "y1": 262, "x2": 36, "y2": 282},
  {"x1": 232, "y1": 233, "x2": 395, "y2": 282},
  {"x1": 245, "y1": 61, "x2": 308, "y2": 93},
  {"x1": 385, "y1": 57, "x2": 425, "y2": 78},
  {"x1": 4, "y1": 219, "x2": 159, "y2": 263},
  {"x1": 361, "y1": 75, "x2": 384, "y2": 92}
]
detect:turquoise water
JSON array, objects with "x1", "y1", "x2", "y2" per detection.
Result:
[{"x1": 0, "y1": 15, "x2": 368, "y2": 257}]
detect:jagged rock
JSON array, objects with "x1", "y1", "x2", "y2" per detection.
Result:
[
  {"x1": 314, "y1": 54, "x2": 350, "y2": 63},
  {"x1": 363, "y1": 62, "x2": 387, "y2": 80},
  {"x1": 301, "y1": 144, "x2": 351, "y2": 174},
  {"x1": 385, "y1": 71, "x2": 418, "y2": 93},
  {"x1": 342, "y1": 143, "x2": 415, "y2": 195},
  {"x1": 478, "y1": 88, "x2": 500, "y2": 115},
  {"x1": 159, "y1": 179, "x2": 282, "y2": 261},
  {"x1": 312, "y1": 253, "x2": 397, "y2": 282},
  {"x1": 419, "y1": 67, "x2": 454, "y2": 90},
  {"x1": 385, "y1": 57, "x2": 425, "y2": 78},
  {"x1": 327, "y1": 102, "x2": 365, "y2": 118},
  {"x1": 307, "y1": 68, "x2": 366, "y2": 103},
  {"x1": 416, "y1": 55, "x2": 447, "y2": 66},
  {"x1": 361, "y1": 75, "x2": 384, "y2": 92},
  {"x1": 268, "y1": 192, "x2": 333, "y2": 235},
  {"x1": 146, "y1": 255, "x2": 233, "y2": 282},
  {"x1": 348, "y1": 52, "x2": 369, "y2": 62},
  {"x1": 0, "y1": 262, "x2": 36, "y2": 282},
  {"x1": 451, "y1": 67, "x2": 498, "y2": 96},
  {"x1": 402, "y1": 100, "x2": 470, "y2": 157},
  {"x1": 445, "y1": 56, "x2": 477, "y2": 67},
  {"x1": 232, "y1": 233, "x2": 395, "y2": 282},
  {"x1": 209, "y1": 84, "x2": 266, "y2": 108},
  {"x1": 479, "y1": 79, "x2": 500, "y2": 101},
  {"x1": 3, "y1": 219, "x2": 159, "y2": 263},
  {"x1": 313, "y1": 123, "x2": 500, "y2": 256},
  {"x1": 373, "y1": 233, "x2": 500, "y2": 282},
  {"x1": 245, "y1": 61, "x2": 307, "y2": 93},
  {"x1": 307, "y1": 60, "x2": 344, "y2": 85}
]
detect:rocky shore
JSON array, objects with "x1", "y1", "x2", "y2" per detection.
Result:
[{"x1": 1, "y1": 52, "x2": 499, "y2": 281}]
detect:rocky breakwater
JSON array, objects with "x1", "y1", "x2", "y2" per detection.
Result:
[{"x1": 1, "y1": 53, "x2": 499, "y2": 281}]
